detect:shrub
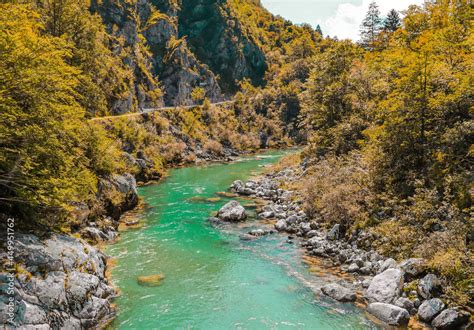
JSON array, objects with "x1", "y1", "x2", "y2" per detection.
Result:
[
  {"x1": 203, "y1": 140, "x2": 224, "y2": 155},
  {"x1": 191, "y1": 87, "x2": 206, "y2": 105},
  {"x1": 301, "y1": 152, "x2": 373, "y2": 233},
  {"x1": 84, "y1": 123, "x2": 127, "y2": 176}
]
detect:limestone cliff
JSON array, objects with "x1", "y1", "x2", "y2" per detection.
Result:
[
  {"x1": 90, "y1": 0, "x2": 314, "y2": 112},
  {"x1": 92, "y1": 0, "x2": 223, "y2": 110},
  {"x1": 178, "y1": 0, "x2": 267, "y2": 93}
]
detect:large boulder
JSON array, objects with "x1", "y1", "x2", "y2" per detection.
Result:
[
  {"x1": 365, "y1": 268, "x2": 404, "y2": 303},
  {"x1": 321, "y1": 283, "x2": 356, "y2": 302},
  {"x1": 417, "y1": 273, "x2": 442, "y2": 299},
  {"x1": 431, "y1": 308, "x2": 470, "y2": 329},
  {"x1": 230, "y1": 180, "x2": 245, "y2": 193},
  {"x1": 418, "y1": 298, "x2": 445, "y2": 323},
  {"x1": 367, "y1": 303, "x2": 410, "y2": 326},
  {"x1": 0, "y1": 233, "x2": 114, "y2": 328},
  {"x1": 348, "y1": 263, "x2": 360, "y2": 273},
  {"x1": 399, "y1": 258, "x2": 425, "y2": 281},
  {"x1": 217, "y1": 201, "x2": 247, "y2": 221},
  {"x1": 259, "y1": 211, "x2": 275, "y2": 219},
  {"x1": 274, "y1": 219, "x2": 287, "y2": 232},
  {"x1": 98, "y1": 173, "x2": 138, "y2": 220},
  {"x1": 326, "y1": 224, "x2": 341, "y2": 240}
]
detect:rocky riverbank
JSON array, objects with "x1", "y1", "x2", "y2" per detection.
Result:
[
  {"x1": 0, "y1": 233, "x2": 115, "y2": 328},
  {"x1": 0, "y1": 146, "x2": 248, "y2": 329},
  {"x1": 0, "y1": 174, "x2": 138, "y2": 329},
  {"x1": 213, "y1": 167, "x2": 472, "y2": 329}
]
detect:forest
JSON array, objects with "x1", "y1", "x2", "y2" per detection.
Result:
[{"x1": 0, "y1": 0, "x2": 472, "y2": 326}]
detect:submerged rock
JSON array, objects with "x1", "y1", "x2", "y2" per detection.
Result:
[
  {"x1": 206, "y1": 197, "x2": 221, "y2": 203},
  {"x1": 321, "y1": 283, "x2": 356, "y2": 302},
  {"x1": 137, "y1": 274, "x2": 165, "y2": 287},
  {"x1": 217, "y1": 201, "x2": 247, "y2": 222},
  {"x1": 367, "y1": 303, "x2": 410, "y2": 326},
  {"x1": 239, "y1": 234, "x2": 257, "y2": 241},
  {"x1": 208, "y1": 217, "x2": 221, "y2": 227}
]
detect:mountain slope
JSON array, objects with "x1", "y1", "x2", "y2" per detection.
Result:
[{"x1": 91, "y1": 0, "x2": 319, "y2": 111}]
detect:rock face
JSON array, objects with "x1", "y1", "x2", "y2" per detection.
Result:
[
  {"x1": 418, "y1": 298, "x2": 445, "y2": 323},
  {"x1": 217, "y1": 201, "x2": 247, "y2": 221},
  {"x1": 321, "y1": 283, "x2": 356, "y2": 302},
  {"x1": 431, "y1": 308, "x2": 470, "y2": 329},
  {"x1": 0, "y1": 234, "x2": 115, "y2": 328},
  {"x1": 98, "y1": 173, "x2": 139, "y2": 221},
  {"x1": 365, "y1": 268, "x2": 404, "y2": 303},
  {"x1": 92, "y1": 0, "x2": 223, "y2": 110},
  {"x1": 160, "y1": 38, "x2": 222, "y2": 106},
  {"x1": 367, "y1": 303, "x2": 410, "y2": 326},
  {"x1": 179, "y1": 0, "x2": 267, "y2": 93}
]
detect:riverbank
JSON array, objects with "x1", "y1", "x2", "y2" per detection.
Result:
[
  {"x1": 221, "y1": 157, "x2": 472, "y2": 328},
  {"x1": 104, "y1": 150, "x2": 377, "y2": 328},
  {"x1": 0, "y1": 147, "x2": 290, "y2": 328}
]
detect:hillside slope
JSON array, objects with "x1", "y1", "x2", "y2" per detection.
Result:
[{"x1": 91, "y1": 0, "x2": 319, "y2": 112}]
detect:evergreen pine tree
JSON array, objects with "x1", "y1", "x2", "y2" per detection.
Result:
[
  {"x1": 384, "y1": 9, "x2": 401, "y2": 32},
  {"x1": 315, "y1": 24, "x2": 323, "y2": 36},
  {"x1": 359, "y1": 1, "x2": 382, "y2": 49}
]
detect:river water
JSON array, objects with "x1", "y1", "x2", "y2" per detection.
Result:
[{"x1": 106, "y1": 150, "x2": 377, "y2": 329}]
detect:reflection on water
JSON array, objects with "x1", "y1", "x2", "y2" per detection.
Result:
[{"x1": 107, "y1": 151, "x2": 378, "y2": 329}]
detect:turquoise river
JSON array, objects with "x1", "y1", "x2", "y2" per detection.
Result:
[{"x1": 106, "y1": 150, "x2": 378, "y2": 329}]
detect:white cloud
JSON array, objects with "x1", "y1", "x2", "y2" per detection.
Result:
[
  {"x1": 261, "y1": 0, "x2": 425, "y2": 41},
  {"x1": 323, "y1": 0, "x2": 425, "y2": 41}
]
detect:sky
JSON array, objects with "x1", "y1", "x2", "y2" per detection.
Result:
[{"x1": 261, "y1": 0, "x2": 425, "y2": 41}]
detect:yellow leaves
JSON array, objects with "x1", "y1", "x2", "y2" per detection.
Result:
[
  {"x1": 164, "y1": 36, "x2": 187, "y2": 63},
  {"x1": 140, "y1": 8, "x2": 170, "y2": 32},
  {"x1": 0, "y1": 4, "x2": 106, "y2": 226},
  {"x1": 428, "y1": 248, "x2": 464, "y2": 278},
  {"x1": 191, "y1": 87, "x2": 206, "y2": 104},
  {"x1": 435, "y1": 151, "x2": 446, "y2": 162},
  {"x1": 361, "y1": 125, "x2": 384, "y2": 142}
]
